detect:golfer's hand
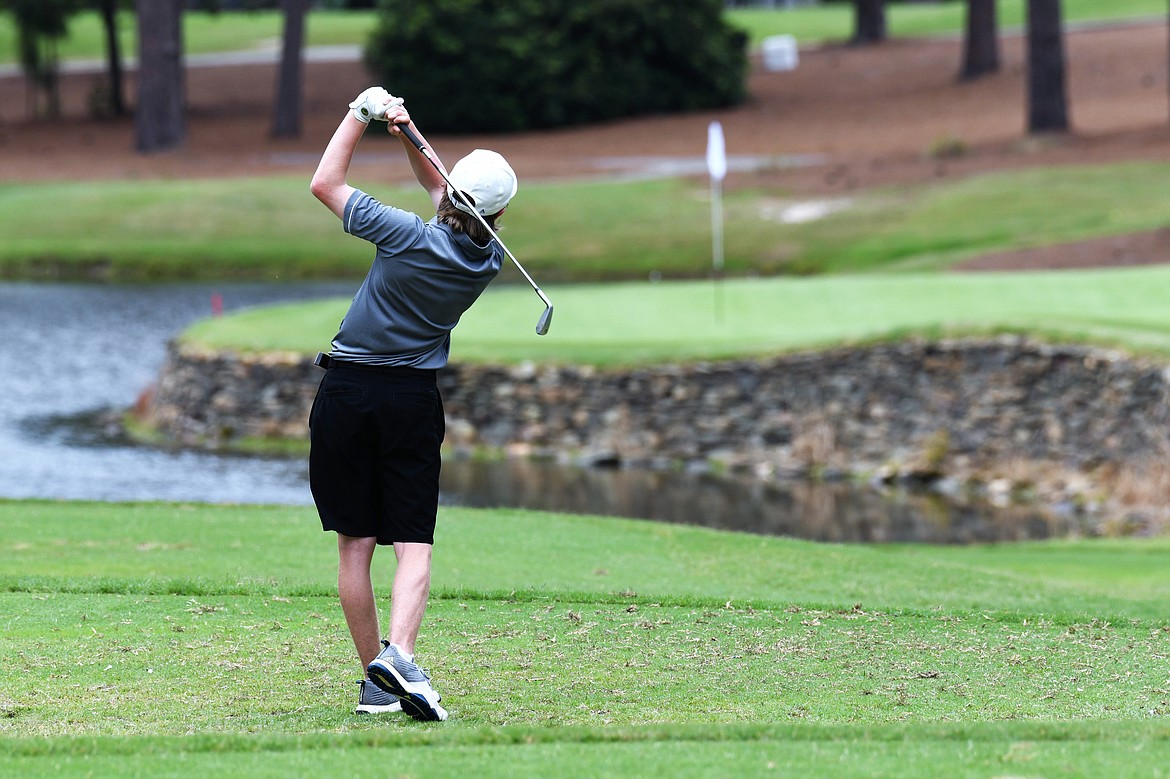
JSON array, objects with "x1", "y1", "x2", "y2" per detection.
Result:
[
  {"x1": 348, "y1": 86, "x2": 403, "y2": 124},
  {"x1": 384, "y1": 101, "x2": 411, "y2": 136}
]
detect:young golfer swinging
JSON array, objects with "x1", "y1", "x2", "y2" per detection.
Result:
[{"x1": 309, "y1": 86, "x2": 517, "y2": 721}]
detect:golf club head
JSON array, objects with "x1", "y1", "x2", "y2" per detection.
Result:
[{"x1": 536, "y1": 305, "x2": 553, "y2": 336}]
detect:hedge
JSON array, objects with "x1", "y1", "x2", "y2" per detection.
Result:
[{"x1": 366, "y1": 0, "x2": 748, "y2": 132}]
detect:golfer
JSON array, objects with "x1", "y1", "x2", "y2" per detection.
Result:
[{"x1": 308, "y1": 86, "x2": 517, "y2": 722}]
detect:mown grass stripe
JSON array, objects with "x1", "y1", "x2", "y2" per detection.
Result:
[
  {"x1": 1, "y1": 577, "x2": 1164, "y2": 632},
  {"x1": 6, "y1": 720, "x2": 1170, "y2": 758}
]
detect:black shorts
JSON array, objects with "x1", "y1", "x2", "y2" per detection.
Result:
[{"x1": 308, "y1": 364, "x2": 444, "y2": 545}]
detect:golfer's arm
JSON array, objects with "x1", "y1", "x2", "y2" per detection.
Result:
[
  {"x1": 310, "y1": 114, "x2": 366, "y2": 219},
  {"x1": 398, "y1": 121, "x2": 447, "y2": 211}
]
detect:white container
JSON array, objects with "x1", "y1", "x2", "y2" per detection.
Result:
[{"x1": 761, "y1": 34, "x2": 799, "y2": 72}]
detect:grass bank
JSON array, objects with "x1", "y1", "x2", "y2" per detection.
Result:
[
  {"x1": 4, "y1": 162, "x2": 1170, "y2": 282},
  {"x1": 1, "y1": 499, "x2": 1167, "y2": 776}
]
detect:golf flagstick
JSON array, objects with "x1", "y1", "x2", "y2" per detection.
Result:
[
  {"x1": 399, "y1": 124, "x2": 553, "y2": 336},
  {"x1": 706, "y1": 121, "x2": 727, "y2": 324}
]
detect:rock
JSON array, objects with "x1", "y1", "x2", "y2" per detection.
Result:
[{"x1": 139, "y1": 338, "x2": 1170, "y2": 526}]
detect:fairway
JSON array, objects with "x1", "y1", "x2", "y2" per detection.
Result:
[{"x1": 2, "y1": 500, "x2": 1168, "y2": 777}]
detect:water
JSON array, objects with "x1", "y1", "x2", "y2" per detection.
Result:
[
  {"x1": 441, "y1": 458, "x2": 1075, "y2": 543},
  {"x1": 0, "y1": 282, "x2": 1078, "y2": 542},
  {"x1": 0, "y1": 282, "x2": 349, "y2": 504}
]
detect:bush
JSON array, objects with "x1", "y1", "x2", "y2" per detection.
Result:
[{"x1": 365, "y1": 0, "x2": 748, "y2": 133}]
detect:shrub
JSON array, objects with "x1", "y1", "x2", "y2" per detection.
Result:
[{"x1": 365, "y1": 0, "x2": 748, "y2": 132}]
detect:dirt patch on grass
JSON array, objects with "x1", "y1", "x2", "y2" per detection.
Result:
[{"x1": 954, "y1": 227, "x2": 1170, "y2": 272}]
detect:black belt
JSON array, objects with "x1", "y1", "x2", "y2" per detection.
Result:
[{"x1": 315, "y1": 352, "x2": 436, "y2": 380}]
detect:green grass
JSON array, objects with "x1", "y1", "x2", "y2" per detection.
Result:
[
  {"x1": 0, "y1": 1, "x2": 1164, "y2": 65},
  {"x1": 0, "y1": 9, "x2": 376, "y2": 65},
  {"x1": 6, "y1": 726, "x2": 1169, "y2": 779},
  {"x1": 784, "y1": 163, "x2": 1170, "y2": 275},
  {"x1": 4, "y1": 501, "x2": 1170, "y2": 618},
  {"x1": 5, "y1": 162, "x2": 1170, "y2": 283},
  {"x1": 182, "y1": 263, "x2": 1170, "y2": 367},
  {"x1": 1, "y1": 499, "x2": 1168, "y2": 776},
  {"x1": 0, "y1": 173, "x2": 434, "y2": 280},
  {"x1": 728, "y1": 0, "x2": 1167, "y2": 46}
]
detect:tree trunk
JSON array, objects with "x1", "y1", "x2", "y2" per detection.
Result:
[
  {"x1": 1026, "y1": 0, "x2": 1069, "y2": 134},
  {"x1": 12, "y1": 0, "x2": 69, "y2": 119},
  {"x1": 99, "y1": 0, "x2": 126, "y2": 116},
  {"x1": 135, "y1": 0, "x2": 185, "y2": 153},
  {"x1": 271, "y1": 0, "x2": 310, "y2": 138},
  {"x1": 42, "y1": 37, "x2": 61, "y2": 118},
  {"x1": 851, "y1": 0, "x2": 886, "y2": 46},
  {"x1": 960, "y1": 0, "x2": 999, "y2": 81}
]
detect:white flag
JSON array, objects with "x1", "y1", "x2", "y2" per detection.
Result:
[{"x1": 706, "y1": 121, "x2": 727, "y2": 182}]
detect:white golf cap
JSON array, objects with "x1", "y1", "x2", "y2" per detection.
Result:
[{"x1": 447, "y1": 149, "x2": 518, "y2": 217}]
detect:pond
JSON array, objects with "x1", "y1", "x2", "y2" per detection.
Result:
[{"x1": 0, "y1": 282, "x2": 1081, "y2": 543}]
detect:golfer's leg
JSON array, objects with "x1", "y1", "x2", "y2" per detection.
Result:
[
  {"x1": 337, "y1": 533, "x2": 382, "y2": 672},
  {"x1": 388, "y1": 541, "x2": 432, "y2": 655}
]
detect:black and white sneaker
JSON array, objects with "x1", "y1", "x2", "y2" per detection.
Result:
[
  {"x1": 354, "y1": 678, "x2": 403, "y2": 715},
  {"x1": 367, "y1": 641, "x2": 448, "y2": 722}
]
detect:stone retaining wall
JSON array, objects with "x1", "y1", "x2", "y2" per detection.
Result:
[{"x1": 141, "y1": 338, "x2": 1170, "y2": 511}]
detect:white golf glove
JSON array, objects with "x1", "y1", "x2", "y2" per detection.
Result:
[{"x1": 348, "y1": 87, "x2": 403, "y2": 124}]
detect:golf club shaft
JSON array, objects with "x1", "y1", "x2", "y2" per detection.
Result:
[{"x1": 399, "y1": 125, "x2": 552, "y2": 311}]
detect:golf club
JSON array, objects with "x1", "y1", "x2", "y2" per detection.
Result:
[{"x1": 399, "y1": 124, "x2": 553, "y2": 336}]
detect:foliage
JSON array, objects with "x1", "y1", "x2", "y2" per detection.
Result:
[{"x1": 364, "y1": 0, "x2": 748, "y2": 132}]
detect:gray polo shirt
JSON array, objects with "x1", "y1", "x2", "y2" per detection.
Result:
[{"x1": 329, "y1": 190, "x2": 502, "y2": 369}]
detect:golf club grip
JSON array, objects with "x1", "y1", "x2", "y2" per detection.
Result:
[
  {"x1": 400, "y1": 124, "x2": 456, "y2": 191},
  {"x1": 399, "y1": 125, "x2": 428, "y2": 155},
  {"x1": 400, "y1": 124, "x2": 471, "y2": 210}
]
